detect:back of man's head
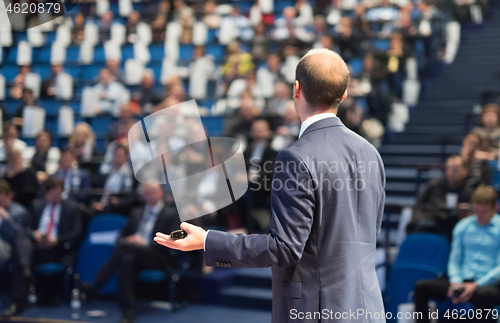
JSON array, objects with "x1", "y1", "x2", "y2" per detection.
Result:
[{"x1": 295, "y1": 48, "x2": 350, "y2": 111}]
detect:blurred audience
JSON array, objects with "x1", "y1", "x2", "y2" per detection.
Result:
[
  {"x1": 407, "y1": 155, "x2": 474, "y2": 239},
  {"x1": 470, "y1": 103, "x2": 500, "y2": 160},
  {"x1": 414, "y1": 186, "x2": 500, "y2": 323}
]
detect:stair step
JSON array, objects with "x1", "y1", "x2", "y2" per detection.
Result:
[{"x1": 218, "y1": 286, "x2": 273, "y2": 311}]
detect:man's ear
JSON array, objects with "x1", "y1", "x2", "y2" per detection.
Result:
[
  {"x1": 340, "y1": 90, "x2": 348, "y2": 104},
  {"x1": 293, "y1": 81, "x2": 300, "y2": 100}
]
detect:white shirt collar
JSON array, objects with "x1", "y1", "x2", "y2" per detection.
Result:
[{"x1": 298, "y1": 112, "x2": 337, "y2": 138}]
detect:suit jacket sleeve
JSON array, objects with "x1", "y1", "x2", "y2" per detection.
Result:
[
  {"x1": 205, "y1": 149, "x2": 315, "y2": 268},
  {"x1": 0, "y1": 207, "x2": 30, "y2": 243}
]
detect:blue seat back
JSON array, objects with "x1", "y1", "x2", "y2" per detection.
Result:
[
  {"x1": 77, "y1": 214, "x2": 127, "y2": 295},
  {"x1": 385, "y1": 233, "x2": 450, "y2": 321}
]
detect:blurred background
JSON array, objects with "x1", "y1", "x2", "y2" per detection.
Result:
[{"x1": 0, "y1": 0, "x2": 500, "y2": 321}]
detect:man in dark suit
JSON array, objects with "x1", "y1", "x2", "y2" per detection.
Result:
[
  {"x1": 0, "y1": 180, "x2": 32, "y2": 317},
  {"x1": 53, "y1": 148, "x2": 92, "y2": 203},
  {"x1": 243, "y1": 119, "x2": 278, "y2": 231},
  {"x1": 4, "y1": 176, "x2": 83, "y2": 316},
  {"x1": 155, "y1": 48, "x2": 386, "y2": 323},
  {"x1": 84, "y1": 183, "x2": 181, "y2": 323}
]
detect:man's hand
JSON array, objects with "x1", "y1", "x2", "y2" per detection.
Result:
[
  {"x1": 447, "y1": 282, "x2": 460, "y2": 298},
  {"x1": 154, "y1": 222, "x2": 207, "y2": 251},
  {"x1": 125, "y1": 234, "x2": 147, "y2": 246},
  {"x1": 453, "y1": 282, "x2": 477, "y2": 304}
]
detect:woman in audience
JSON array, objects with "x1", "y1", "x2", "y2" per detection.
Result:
[
  {"x1": 460, "y1": 132, "x2": 491, "y2": 188},
  {"x1": 2, "y1": 149, "x2": 38, "y2": 209},
  {"x1": 71, "y1": 13, "x2": 85, "y2": 45},
  {"x1": 470, "y1": 103, "x2": 500, "y2": 159},
  {"x1": 68, "y1": 122, "x2": 96, "y2": 169}
]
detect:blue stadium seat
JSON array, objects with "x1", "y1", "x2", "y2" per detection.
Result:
[
  {"x1": 349, "y1": 58, "x2": 363, "y2": 77},
  {"x1": 83, "y1": 65, "x2": 103, "y2": 81},
  {"x1": 77, "y1": 214, "x2": 127, "y2": 295},
  {"x1": 32, "y1": 66, "x2": 51, "y2": 79},
  {"x1": 45, "y1": 32, "x2": 57, "y2": 44},
  {"x1": 122, "y1": 45, "x2": 134, "y2": 61},
  {"x1": 45, "y1": 118, "x2": 58, "y2": 134},
  {"x1": 6, "y1": 48, "x2": 18, "y2": 64},
  {"x1": 37, "y1": 47, "x2": 51, "y2": 63},
  {"x1": 1, "y1": 66, "x2": 19, "y2": 81},
  {"x1": 91, "y1": 115, "x2": 115, "y2": 134},
  {"x1": 207, "y1": 29, "x2": 217, "y2": 44},
  {"x1": 206, "y1": 44, "x2": 224, "y2": 61},
  {"x1": 41, "y1": 99, "x2": 61, "y2": 116},
  {"x1": 149, "y1": 45, "x2": 164, "y2": 62},
  {"x1": 385, "y1": 233, "x2": 450, "y2": 321},
  {"x1": 66, "y1": 46, "x2": 81, "y2": 63},
  {"x1": 371, "y1": 39, "x2": 390, "y2": 51},
  {"x1": 65, "y1": 66, "x2": 83, "y2": 80},
  {"x1": 179, "y1": 44, "x2": 194, "y2": 60},
  {"x1": 93, "y1": 46, "x2": 106, "y2": 63},
  {"x1": 201, "y1": 116, "x2": 225, "y2": 136}
]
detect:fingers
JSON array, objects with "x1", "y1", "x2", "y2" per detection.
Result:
[{"x1": 180, "y1": 222, "x2": 193, "y2": 232}]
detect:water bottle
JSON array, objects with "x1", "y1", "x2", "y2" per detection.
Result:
[
  {"x1": 27, "y1": 284, "x2": 37, "y2": 307},
  {"x1": 70, "y1": 288, "x2": 81, "y2": 310}
]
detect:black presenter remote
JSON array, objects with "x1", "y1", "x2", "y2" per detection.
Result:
[{"x1": 170, "y1": 230, "x2": 187, "y2": 240}]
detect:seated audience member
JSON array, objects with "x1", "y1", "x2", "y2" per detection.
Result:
[
  {"x1": 271, "y1": 102, "x2": 300, "y2": 151},
  {"x1": 98, "y1": 11, "x2": 113, "y2": 43},
  {"x1": 54, "y1": 149, "x2": 91, "y2": 203},
  {"x1": 255, "y1": 54, "x2": 283, "y2": 99},
  {"x1": 94, "y1": 69, "x2": 127, "y2": 117},
  {"x1": 151, "y1": 15, "x2": 167, "y2": 43},
  {"x1": 230, "y1": 98, "x2": 256, "y2": 140},
  {"x1": 126, "y1": 11, "x2": 141, "y2": 44},
  {"x1": 82, "y1": 183, "x2": 181, "y2": 323},
  {"x1": 203, "y1": 0, "x2": 221, "y2": 29},
  {"x1": 189, "y1": 46, "x2": 215, "y2": 101},
  {"x1": 470, "y1": 103, "x2": 500, "y2": 160},
  {"x1": 407, "y1": 155, "x2": 474, "y2": 239},
  {"x1": 132, "y1": 70, "x2": 161, "y2": 114},
  {"x1": 460, "y1": 133, "x2": 491, "y2": 189},
  {"x1": 108, "y1": 103, "x2": 136, "y2": 144},
  {"x1": 0, "y1": 124, "x2": 27, "y2": 164},
  {"x1": 265, "y1": 82, "x2": 293, "y2": 116},
  {"x1": 2, "y1": 149, "x2": 38, "y2": 209},
  {"x1": 27, "y1": 131, "x2": 61, "y2": 180},
  {"x1": 9, "y1": 66, "x2": 39, "y2": 101},
  {"x1": 92, "y1": 145, "x2": 135, "y2": 214},
  {"x1": 68, "y1": 122, "x2": 96, "y2": 169},
  {"x1": 414, "y1": 186, "x2": 500, "y2": 323},
  {"x1": 106, "y1": 59, "x2": 126, "y2": 85},
  {"x1": 221, "y1": 41, "x2": 255, "y2": 91},
  {"x1": 40, "y1": 64, "x2": 73, "y2": 99},
  {"x1": 0, "y1": 181, "x2": 31, "y2": 317},
  {"x1": 100, "y1": 122, "x2": 133, "y2": 175},
  {"x1": 5, "y1": 177, "x2": 82, "y2": 316},
  {"x1": 71, "y1": 13, "x2": 85, "y2": 45},
  {"x1": 12, "y1": 88, "x2": 35, "y2": 129},
  {"x1": 243, "y1": 119, "x2": 278, "y2": 231}
]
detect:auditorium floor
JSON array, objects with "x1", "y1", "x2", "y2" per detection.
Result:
[{"x1": 2, "y1": 301, "x2": 272, "y2": 323}]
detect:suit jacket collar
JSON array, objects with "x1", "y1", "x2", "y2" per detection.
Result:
[{"x1": 299, "y1": 117, "x2": 345, "y2": 138}]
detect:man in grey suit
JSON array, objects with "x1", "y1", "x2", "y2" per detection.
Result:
[{"x1": 155, "y1": 48, "x2": 387, "y2": 322}]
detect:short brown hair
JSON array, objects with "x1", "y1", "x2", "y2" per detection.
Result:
[
  {"x1": 44, "y1": 176, "x2": 64, "y2": 192},
  {"x1": 295, "y1": 48, "x2": 350, "y2": 110},
  {"x1": 471, "y1": 186, "x2": 498, "y2": 208},
  {"x1": 0, "y1": 180, "x2": 12, "y2": 195}
]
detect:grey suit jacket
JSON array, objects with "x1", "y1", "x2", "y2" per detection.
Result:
[{"x1": 205, "y1": 117, "x2": 386, "y2": 323}]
